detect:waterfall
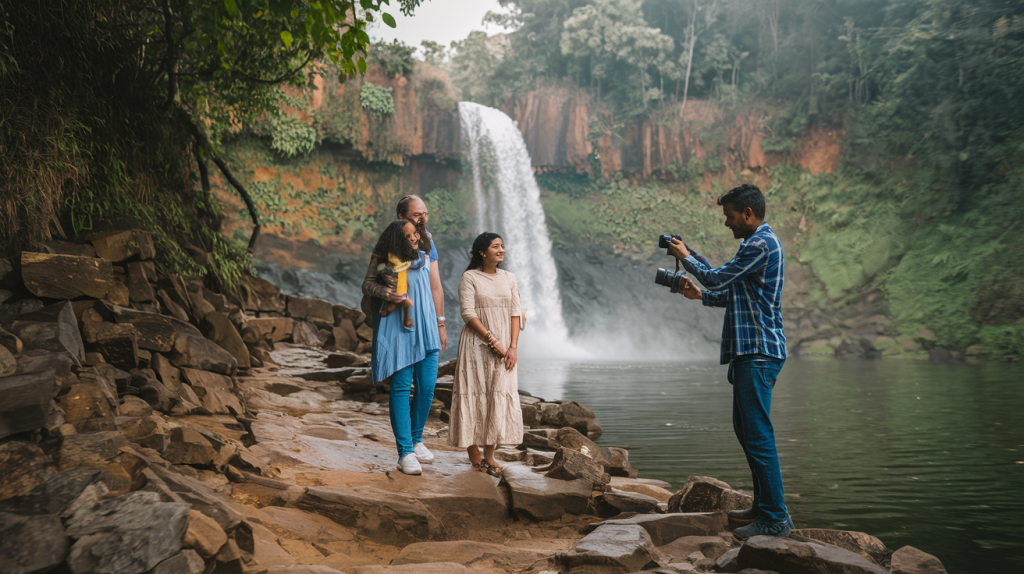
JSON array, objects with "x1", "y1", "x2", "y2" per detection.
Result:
[{"x1": 458, "y1": 102, "x2": 579, "y2": 357}]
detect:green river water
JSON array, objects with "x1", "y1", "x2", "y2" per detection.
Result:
[{"x1": 517, "y1": 358, "x2": 1024, "y2": 573}]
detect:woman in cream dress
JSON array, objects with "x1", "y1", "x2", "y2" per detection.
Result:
[{"x1": 449, "y1": 232, "x2": 523, "y2": 474}]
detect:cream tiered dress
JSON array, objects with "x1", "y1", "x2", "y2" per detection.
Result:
[{"x1": 448, "y1": 268, "x2": 524, "y2": 448}]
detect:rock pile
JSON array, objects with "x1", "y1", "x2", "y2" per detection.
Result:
[{"x1": 0, "y1": 234, "x2": 950, "y2": 574}]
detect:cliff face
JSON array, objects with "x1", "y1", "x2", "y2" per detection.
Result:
[{"x1": 503, "y1": 87, "x2": 841, "y2": 178}]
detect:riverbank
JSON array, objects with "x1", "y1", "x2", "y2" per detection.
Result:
[{"x1": 0, "y1": 234, "x2": 948, "y2": 573}]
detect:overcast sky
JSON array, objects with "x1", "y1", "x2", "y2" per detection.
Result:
[{"x1": 369, "y1": 0, "x2": 512, "y2": 51}]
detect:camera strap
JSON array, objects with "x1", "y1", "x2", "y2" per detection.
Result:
[{"x1": 675, "y1": 258, "x2": 681, "y2": 273}]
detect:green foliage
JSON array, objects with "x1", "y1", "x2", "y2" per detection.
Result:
[
  {"x1": 268, "y1": 116, "x2": 318, "y2": 158},
  {"x1": 424, "y1": 187, "x2": 470, "y2": 238},
  {"x1": 371, "y1": 40, "x2": 417, "y2": 78},
  {"x1": 313, "y1": 75, "x2": 362, "y2": 145},
  {"x1": 536, "y1": 172, "x2": 599, "y2": 198},
  {"x1": 360, "y1": 83, "x2": 396, "y2": 116},
  {"x1": 541, "y1": 193, "x2": 612, "y2": 249}
]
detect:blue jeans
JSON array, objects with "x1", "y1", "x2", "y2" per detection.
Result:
[
  {"x1": 728, "y1": 354, "x2": 788, "y2": 522},
  {"x1": 388, "y1": 350, "x2": 439, "y2": 459}
]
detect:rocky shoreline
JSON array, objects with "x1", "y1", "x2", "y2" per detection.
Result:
[{"x1": 1, "y1": 231, "x2": 947, "y2": 574}]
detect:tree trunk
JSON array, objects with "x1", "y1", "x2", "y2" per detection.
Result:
[
  {"x1": 681, "y1": 7, "x2": 698, "y2": 114},
  {"x1": 211, "y1": 157, "x2": 261, "y2": 254}
]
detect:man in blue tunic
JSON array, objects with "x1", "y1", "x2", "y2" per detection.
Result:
[{"x1": 668, "y1": 183, "x2": 793, "y2": 539}]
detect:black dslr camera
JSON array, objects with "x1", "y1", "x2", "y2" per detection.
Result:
[{"x1": 655, "y1": 235, "x2": 687, "y2": 293}]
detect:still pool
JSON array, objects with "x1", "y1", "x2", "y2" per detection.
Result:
[{"x1": 517, "y1": 358, "x2": 1024, "y2": 573}]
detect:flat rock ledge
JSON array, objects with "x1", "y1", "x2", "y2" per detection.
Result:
[{"x1": 0, "y1": 240, "x2": 948, "y2": 573}]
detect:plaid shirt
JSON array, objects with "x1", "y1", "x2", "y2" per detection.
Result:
[{"x1": 682, "y1": 222, "x2": 787, "y2": 365}]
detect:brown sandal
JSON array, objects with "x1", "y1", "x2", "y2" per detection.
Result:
[
  {"x1": 471, "y1": 462, "x2": 489, "y2": 473},
  {"x1": 482, "y1": 461, "x2": 502, "y2": 477}
]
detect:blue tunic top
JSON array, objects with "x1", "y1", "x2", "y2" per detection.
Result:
[{"x1": 370, "y1": 253, "x2": 441, "y2": 383}]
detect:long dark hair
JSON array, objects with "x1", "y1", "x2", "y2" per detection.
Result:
[
  {"x1": 466, "y1": 232, "x2": 503, "y2": 271},
  {"x1": 373, "y1": 220, "x2": 419, "y2": 262}
]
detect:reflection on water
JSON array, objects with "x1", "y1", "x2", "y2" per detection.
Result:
[{"x1": 518, "y1": 358, "x2": 1024, "y2": 574}]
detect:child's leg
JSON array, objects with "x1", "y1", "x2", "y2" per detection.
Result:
[
  {"x1": 402, "y1": 297, "x2": 414, "y2": 328},
  {"x1": 381, "y1": 301, "x2": 396, "y2": 316}
]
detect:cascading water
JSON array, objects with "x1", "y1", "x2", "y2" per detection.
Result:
[{"x1": 458, "y1": 102, "x2": 581, "y2": 357}]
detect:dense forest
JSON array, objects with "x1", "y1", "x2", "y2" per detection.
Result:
[{"x1": 423, "y1": 0, "x2": 1024, "y2": 360}]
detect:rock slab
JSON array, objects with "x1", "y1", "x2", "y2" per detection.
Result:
[
  {"x1": 564, "y1": 523, "x2": 658, "y2": 572},
  {"x1": 0, "y1": 512, "x2": 69, "y2": 574},
  {"x1": 736, "y1": 535, "x2": 889, "y2": 574},
  {"x1": 890, "y1": 545, "x2": 948, "y2": 574}
]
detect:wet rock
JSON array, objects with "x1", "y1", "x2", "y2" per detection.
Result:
[
  {"x1": 500, "y1": 462, "x2": 592, "y2": 522},
  {"x1": 329, "y1": 319, "x2": 359, "y2": 352},
  {"x1": 0, "y1": 367, "x2": 56, "y2": 439},
  {"x1": 737, "y1": 535, "x2": 888, "y2": 574},
  {"x1": 0, "y1": 341, "x2": 16, "y2": 376},
  {"x1": 668, "y1": 476, "x2": 752, "y2": 513},
  {"x1": 890, "y1": 545, "x2": 948, "y2": 574},
  {"x1": 0, "y1": 468, "x2": 101, "y2": 516},
  {"x1": 604, "y1": 446, "x2": 638, "y2": 478},
  {"x1": 65, "y1": 490, "x2": 189, "y2": 574},
  {"x1": 596, "y1": 491, "x2": 663, "y2": 518},
  {"x1": 96, "y1": 302, "x2": 203, "y2": 353},
  {"x1": 791, "y1": 529, "x2": 889, "y2": 565},
  {"x1": 171, "y1": 334, "x2": 237, "y2": 375},
  {"x1": 163, "y1": 427, "x2": 217, "y2": 466},
  {"x1": 89, "y1": 229, "x2": 156, "y2": 263},
  {"x1": 537, "y1": 400, "x2": 603, "y2": 437},
  {"x1": 200, "y1": 312, "x2": 250, "y2": 370},
  {"x1": 523, "y1": 427, "x2": 608, "y2": 463},
  {"x1": 183, "y1": 508, "x2": 228, "y2": 558},
  {"x1": 292, "y1": 320, "x2": 322, "y2": 347},
  {"x1": 584, "y1": 513, "x2": 728, "y2": 546},
  {"x1": 563, "y1": 523, "x2": 659, "y2": 573},
  {"x1": 287, "y1": 295, "x2": 334, "y2": 324},
  {"x1": 59, "y1": 383, "x2": 117, "y2": 433},
  {"x1": 545, "y1": 446, "x2": 610, "y2": 488},
  {"x1": 0, "y1": 325, "x2": 23, "y2": 355},
  {"x1": 609, "y1": 478, "x2": 674, "y2": 503},
  {"x1": 242, "y1": 317, "x2": 295, "y2": 344},
  {"x1": 296, "y1": 486, "x2": 442, "y2": 545},
  {"x1": 20, "y1": 252, "x2": 118, "y2": 299},
  {"x1": 117, "y1": 395, "x2": 154, "y2": 417},
  {"x1": 0, "y1": 512, "x2": 69, "y2": 574},
  {"x1": 0, "y1": 441, "x2": 55, "y2": 500},
  {"x1": 4, "y1": 300, "x2": 86, "y2": 363},
  {"x1": 82, "y1": 321, "x2": 140, "y2": 371}
]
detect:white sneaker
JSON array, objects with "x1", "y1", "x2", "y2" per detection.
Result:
[
  {"x1": 413, "y1": 442, "x2": 434, "y2": 464},
  {"x1": 398, "y1": 453, "x2": 422, "y2": 475}
]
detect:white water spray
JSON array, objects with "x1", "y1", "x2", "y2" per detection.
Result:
[{"x1": 458, "y1": 102, "x2": 583, "y2": 358}]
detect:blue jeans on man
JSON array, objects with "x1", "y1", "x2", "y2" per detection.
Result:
[
  {"x1": 728, "y1": 353, "x2": 788, "y2": 523},
  {"x1": 388, "y1": 350, "x2": 439, "y2": 458}
]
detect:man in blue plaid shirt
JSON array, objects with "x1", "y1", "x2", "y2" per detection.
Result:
[{"x1": 667, "y1": 183, "x2": 792, "y2": 539}]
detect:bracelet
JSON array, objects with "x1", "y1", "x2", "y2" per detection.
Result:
[{"x1": 436, "y1": 316, "x2": 445, "y2": 323}]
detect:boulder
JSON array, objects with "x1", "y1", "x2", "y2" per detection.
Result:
[
  {"x1": 150, "y1": 551, "x2": 205, "y2": 574},
  {"x1": 59, "y1": 383, "x2": 117, "y2": 433},
  {"x1": 117, "y1": 415, "x2": 172, "y2": 452},
  {"x1": 4, "y1": 301, "x2": 85, "y2": 363},
  {"x1": 563, "y1": 523, "x2": 659, "y2": 572},
  {"x1": 324, "y1": 351, "x2": 362, "y2": 369},
  {"x1": 545, "y1": 446, "x2": 610, "y2": 488},
  {"x1": 356, "y1": 323, "x2": 373, "y2": 341},
  {"x1": 604, "y1": 446, "x2": 638, "y2": 478},
  {"x1": 117, "y1": 395, "x2": 154, "y2": 417},
  {"x1": 0, "y1": 367, "x2": 55, "y2": 440},
  {"x1": 296, "y1": 486, "x2": 442, "y2": 545},
  {"x1": 57, "y1": 431, "x2": 129, "y2": 472},
  {"x1": 523, "y1": 427, "x2": 609, "y2": 464},
  {"x1": 0, "y1": 468, "x2": 101, "y2": 516},
  {"x1": 171, "y1": 334, "x2": 237, "y2": 375},
  {"x1": 0, "y1": 325, "x2": 23, "y2": 355},
  {"x1": 0, "y1": 298, "x2": 44, "y2": 320},
  {"x1": 392, "y1": 540, "x2": 547, "y2": 571},
  {"x1": 128, "y1": 370, "x2": 180, "y2": 413},
  {"x1": 538, "y1": 400, "x2": 603, "y2": 437},
  {"x1": 125, "y1": 261, "x2": 156, "y2": 303},
  {"x1": 20, "y1": 252, "x2": 118, "y2": 299},
  {"x1": 240, "y1": 276, "x2": 286, "y2": 314},
  {"x1": 268, "y1": 567, "x2": 347, "y2": 574},
  {"x1": 65, "y1": 490, "x2": 189, "y2": 574},
  {"x1": 596, "y1": 491, "x2": 662, "y2": 518},
  {"x1": 287, "y1": 295, "x2": 334, "y2": 324},
  {"x1": 329, "y1": 319, "x2": 359, "y2": 352},
  {"x1": 668, "y1": 476, "x2": 752, "y2": 513},
  {"x1": 351, "y1": 564, "x2": 499, "y2": 574},
  {"x1": 183, "y1": 508, "x2": 228, "y2": 558},
  {"x1": 583, "y1": 513, "x2": 729, "y2": 546},
  {"x1": 241, "y1": 317, "x2": 295, "y2": 344},
  {"x1": 0, "y1": 512, "x2": 69, "y2": 574},
  {"x1": 657, "y1": 535, "x2": 732, "y2": 563},
  {"x1": 736, "y1": 535, "x2": 889, "y2": 574},
  {"x1": 151, "y1": 353, "x2": 184, "y2": 392},
  {"x1": 791, "y1": 529, "x2": 889, "y2": 565},
  {"x1": 293, "y1": 320, "x2": 322, "y2": 347},
  {"x1": 145, "y1": 466, "x2": 244, "y2": 532},
  {"x1": 82, "y1": 321, "x2": 139, "y2": 371},
  {"x1": 0, "y1": 339, "x2": 15, "y2": 376},
  {"x1": 156, "y1": 289, "x2": 192, "y2": 323},
  {"x1": 163, "y1": 427, "x2": 217, "y2": 466},
  {"x1": 88, "y1": 229, "x2": 156, "y2": 262},
  {"x1": 890, "y1": 545, "x2": 948, "y2": 574},
  {"x1": 500, "y1": 462, "x2": 592, "y2": 522},
  {"x1": 200, "y1": 312, "x2": 250, "y2": 369},
  {"x1": 608, "y1": 478, "x2": 674, "y2": 503},
  {"x1": 96, "y1": 303, "x2": 203, "y2": 352},
  {"x1": 0, "y1": 441, "x2": 55, "y2": 500}
]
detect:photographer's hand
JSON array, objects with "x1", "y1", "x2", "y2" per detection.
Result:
[
  {"x1": 667, "y1": 237, "x2": 691, "y2": 260},
  {"x1": 679, "y1": 277, "x2": 703, "y2": 300}
]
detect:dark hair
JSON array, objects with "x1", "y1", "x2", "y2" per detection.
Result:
[
  {"x1": 396, "y1": 195, "x2": 422, "y2": 218},
  {"x1": 465, "y1": 232, "x2": 503, "y2": 271},
  {"x1": 717, "y1": 183, "x2": 766, "y2": 219},
  {"x1": 373, "y1": 220, "x2": 419, "y2": 262}
]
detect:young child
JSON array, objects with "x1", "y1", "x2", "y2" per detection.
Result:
[{"x1": 373, "y1": 219, "x2": 423, "y2": 330}]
